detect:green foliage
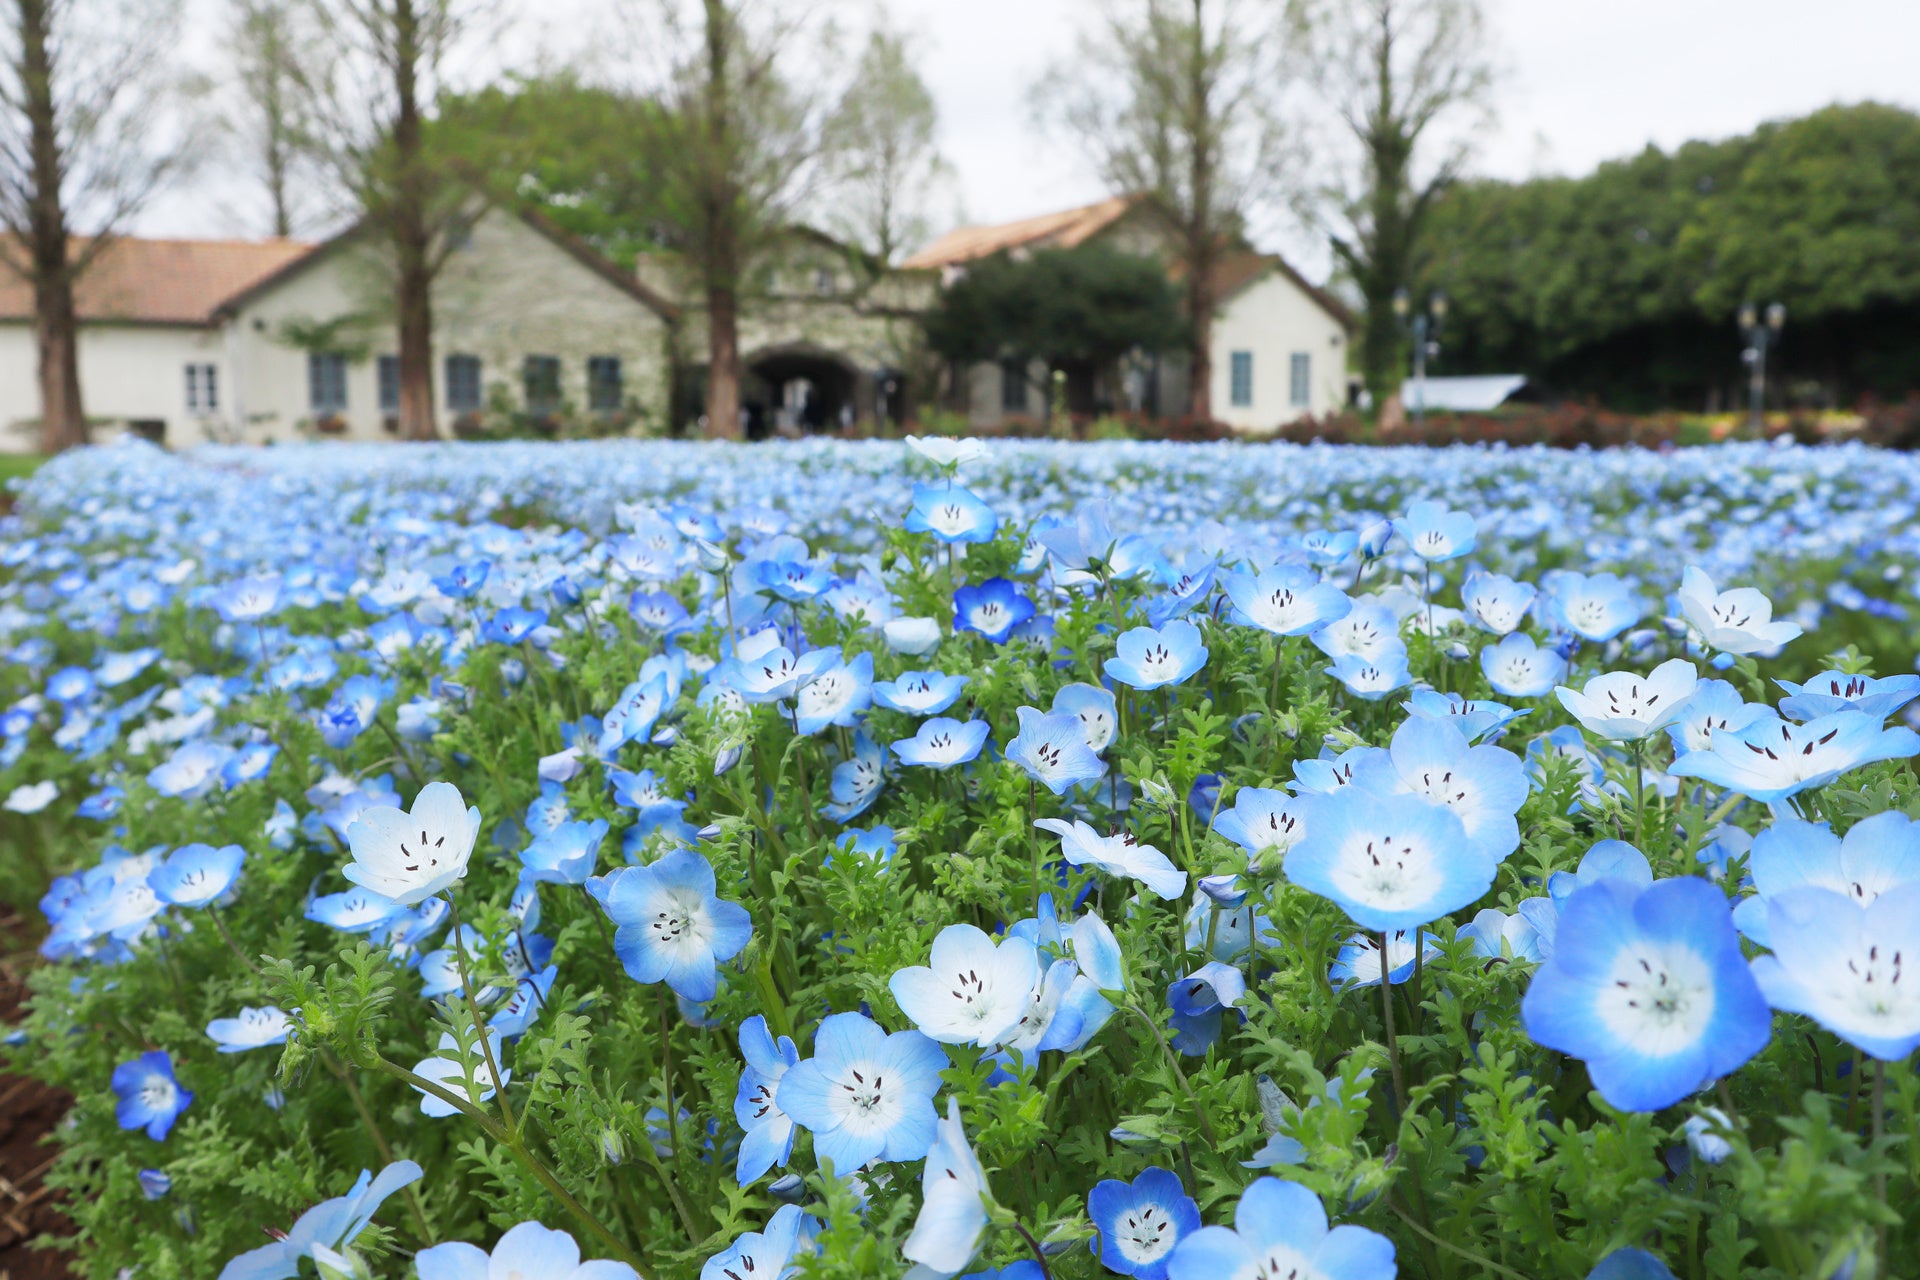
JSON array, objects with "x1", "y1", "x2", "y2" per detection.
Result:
[{"x1": 1420, "y1": 103, "x2": 1920, "y2": 407}]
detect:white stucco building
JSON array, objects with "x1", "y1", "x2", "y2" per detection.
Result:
[
  {"x1": 0, "y1": 207, "x2": 678, "y2": 450},
  {"x1": 903, "y1": 195, "x2": 1355, "y2": 431}
]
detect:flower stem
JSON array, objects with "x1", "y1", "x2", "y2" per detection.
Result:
[
  {"x1": 1378, "y1": 932, "x2": 1408, "y2": 1114},
  {"x1": 208, "y1": 905, "x2": 261, "y2": 977},
  {"x1": 1873, "y1": 1061, "x2": 1888, "y2": 1269},
  {"x1": 1011, "y1": 1221, "x2": 1053, "y2": 1279},
  {"x1": 1124, "y1": 1003, "x2": 1218, "y2": 1148},
  {"x1": 443, "y1": 893, "x2": 517, "y2": 1136}
]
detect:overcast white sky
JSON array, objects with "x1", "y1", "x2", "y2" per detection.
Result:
[{"x1": 141, "y1": 0, "x2": 1920, "y2": 279}]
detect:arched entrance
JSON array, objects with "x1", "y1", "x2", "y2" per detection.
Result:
[{"x1": 743, "y1": 344, "x2": 863, "y2": 440}]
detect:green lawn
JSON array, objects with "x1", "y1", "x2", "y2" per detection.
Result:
[{"x1": 0, "y1": 454, "x2": 45, "y2": 484}]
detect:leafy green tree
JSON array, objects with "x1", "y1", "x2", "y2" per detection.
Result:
[
  {"x1": 924, "y1": 243, "x2": 1187, "y2": 416},
  {"x1": 821, "y1": 19, "x2": 951, "y2": 266}
]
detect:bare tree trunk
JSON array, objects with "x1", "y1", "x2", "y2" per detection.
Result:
[
  {"x1": 391, "y1": 0, "x2": 437, "y2": 440},
  {"x1": 1187, "y1": 270, "x2": 1214, "y2": 421},
  {"x1": 17, "y1": 0, "x2": 87, "y2": 453},
  {"x1": 705, "y1": 282, "x2": 742, "y2": 438},
  {"x1": 1183, "y1": 0, "x2": 1216, "y2": 421}
]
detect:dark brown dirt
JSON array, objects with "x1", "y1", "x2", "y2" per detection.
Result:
[{"x1": 0, "y1": 913, "x2": 73, "y2": 1280}]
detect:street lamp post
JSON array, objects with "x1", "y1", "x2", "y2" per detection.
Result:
[
  {"x1": 1393, "y1": 289, "x2": 1448, "y2": 428},
  {"x1": 1738, "y1": 301, "x2": 1786, "y2": 432}
]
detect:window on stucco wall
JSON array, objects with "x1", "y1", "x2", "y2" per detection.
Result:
[{"x1": 1230, "y1": 351, "x2": 1253, "y2": 407}]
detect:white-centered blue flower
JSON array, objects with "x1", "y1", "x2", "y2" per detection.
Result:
[
  {"x1": 734, "y1": 1014, "x2": 801, "y2": 1186},
  {"x1": 148, "y1": 843, "x2": 245, "y2": 908},
  {"x1": 698, "y1": 1205, "x2": 818, "y2": 1280},
  {"x1": 206, "y1": 1006, "x2": 291, "y2": 1053},
  {"x1": 1396, "y1": 499, "x2": 1476, "y2": 562},
  {"x1": 1221, "y1": 565, "x2": 1352, "y2": 637},
  {"x1": 775, "y1": 1011, "x2": 945, "y2": 1170},
  {"x1": 1051, "y1": 681, "x2": 1118, "y2": 753},
  {"x1": 890, "y1": 923, "x2": 1040, "y2": 1047},
  {"x1": 112, "y1": 1050, "x2": 192, "y2": 1140},
  {"x1": 1164, "y1": 1176, "x2": 1395, "y2": 1280},
  {"x1": 416, "y1": 1219, "x2": 640, "y2": 1280},
  {"x1": 216, "y1": 1160, "x2": 422, "y2": 1280},
  {"x1": 1731, "y1": 812, "x2": 1920, "y2": 946},
  {"x1": 1521, "y1": 877, "x2": 1770, "y2": 1112},
  {"x1": 1669, "y1": 709, "x2": 1920, "y2": 803},
  {"x1": 1675, "y1": 566, "x2": 1802, "y2": 655},
  {"x1": 1480, "y1": 631, "x2": 1565, "y2": 699},
  {"x1": 1750, "y1": 883, "x2": 1920, "y2": 1061},
  {"x1": 411, "y1": 1030, "x2": 509, "y2": 1118},
  {"x1": 1088, "y1": 1166, "x2": 1202, "y2": 1280},
  {"x1": 1351, "y1": 715, "x2": 1528, "y2": 862},
  {"x1": 1776, "y1": 670, "x2": 1920, "y2": 723},
  {"x1": 1034, "y1": 817, "x2": 1188, "y2": 900},
  {"x1": 1546, "y1": 571, "x2": 1643, "y2": 642},
  {"x1": 1211, "y1": 786, "x2": 1308, "y2": 870},
  {"x1": 1664, "y1": 678, "x2": 1771, "y2": 755},
  {"x1": 874, "y1": 669, "x2": 970, "y2": 716},
  {"x1": 1104, "y1": 620, "x2": 1208, "y2": 691},
  {"x1": 1461, "y1": 572, "x2": 1537, "y2": 634},
  {"x1": 341, "y1": 781, "x2": 480, "y2": 906},
  {"x1": 1325, "y1": 648, "x2": 1413, "y2": 700},
  {"x1": 890, "y1": 717, "x2": 992, "y2": 770},
  {"x1": 1005, "y1": 707, "x2": 1107, "y2": 794},
  {"x1": 794, "y1": 650, "x2": 874, "y2": 735},
  {"x1": 905, "y1": 482, "x2": 999, "y2": 543},
  {"x1": 598, "y1": 847, "x2": 752, "y2": 1002},
  {"x1": 901, "y1": 1097, "x2": 992, "y2": 1277},
  {"x1": 1285, "y1": 788, "x2": 1494, "y2": 931},
  {"x1": 1556, "y1": 659, "x2": 1698, "y2": 742}
]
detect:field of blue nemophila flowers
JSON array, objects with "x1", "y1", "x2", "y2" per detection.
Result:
[{"x1": 1, "y1": 435, "x2": 1919, "y2": 1280}]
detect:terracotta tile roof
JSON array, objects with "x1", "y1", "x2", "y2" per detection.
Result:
[
  {"x1": 900, "y1": 195, "x2": 1140, "y2": 269},
  {"x1": 0, "y1": 236, "x2": 316, "y2": 325}
]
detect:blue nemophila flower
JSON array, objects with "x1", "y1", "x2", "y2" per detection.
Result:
[
  {"x1": 1221, "y1": 565, "x2": 1351, "y2": 636},
  {"x1": 1006, "y1": 706, "x2": 1106, "y2": 794},
  {"x1": 412, "y1": 1030, "x2": 509, "y2": 1117},
  {"x1": 1324, "y1": 648, "x2": 1412, "y2": 700},
  {"x1": 46, "y1": 665, "x2": 96, "y2": 704},
  {"x1": 883, "y1": 615, "x2": 943, "y2": 655},
  {"x1": 519, "y1": 818, "x2": 609, "y2": 885},
  {"x1": 209, "y1": 574, "x2": 282, "y2": 623},
  {"x1": 1330, "y1": 929, "x2": 1442, "y2": 988},
  {"x1": 1300, "y1": 527, "x2": 1359, "y2": 566},
  {"x1": 490, "y1": 966, "x2": 558, "y2": 1040},
  {"x1": 731, "y1": 644, "x2": 839, "y2": 704},
  {"x1": 526, "y1": 779, "x2": 572, "y2": 834},
  {"x1": 1461, "y1": 907, "x2": 1547, "y2": 962},
  {"x1": 222, "y1": 738, "x2": 279, "y2": 785},
  {"x1": 775, "y1": 1011, "x2": 945, "y2": 1168},
  {"x1": 1351, "y1": 715, "x2": 1527, "y2": 862},
  {"x1": 598, "y1": 847, "x2": 751, "y2": 1002},
  {"x1": 307, "y1": 886, "x2": 403, "y2": 934},
  {"x1": 628, "y1": 588, "x2": 692, "y2": 636},
  {"x1": 1556, "y1": 659, "x2": 1698, "y2": 742},
  {"x1": 1034, "y1": 817, "x2": 1187, "y2": 900},
  {"x1": 832, "y1": 825, "x2": 897, "y2": 869},
  {"x1": 699, "y1": 1204, "x2": 818, "y2": 1280},
  {"x1": 1546, "y1": 571, "x2": 1642, "y2": 642},
  {"x1": 137, "y1": 1168, "x2": 171, "y2": 1200},
  {"x1": 1669, "y1": 710, "x2": 1920, "y2": 804},
  {"x1": 1751, "y1": 884, "x2": 1920, "y2": 1060},
  {"x1": 873, "y1": 669, "x2": 969, "y2": 716},
  {"x1": 901, "y1": 1097, "x2": 992, "y2": 1276},
  {"x1": 1776, "y1": 670, "x2": 1920, "y2": 723},
  {"x1": 148, "y1": 842, "x2": 245, "y2": 908},
  {"x1": 1480, "y1": 631, "x2": 1565, "y2": 699},
  {"x1": 1212, "y1": 786, "x2": 1308, "y2": 871},
  {"x1": 1664, "y1": 678, "x2": 1770, "y2": 755},
  {"x1": 76, "y1": 785, "x2": 124, "y2": 821},
  {"x1": 113, "y1": 1050, "x2": 192, "y2": 1140},
  {"x1": 734, "y1": 1014, "x2": 801, "y2": 1186},
  {"x1": 1585, "y1": 1248, "x2": 1680, "y2": 1280},
  {"x1": 481, "y1": 606, "x2": 548, "y2": 645},
  {"x1": 1396, "y1": 499, "x2": 1476, "y2": 561},
  {"x1": 1051, "y1": 681, "x2": 1118, "y2": 753},
  {"x1": 430, "y1": 558, "x2": 491, "y2": 599},
  {"x1": 1165, "y1": 961, "x2": 1246, "y2": 1054},
  {"x1": 1285, "y1": 788, "x2": 1492, "y2": 931},
  {"x1": 1403, "y1": 689, "x2": 1525, "y2": 743},
  {"x1": 599, "y1": 673, "x2": 670, "y2": 754},
  {"x1": 1521, "y1": 877, "x2": 1770, "y2": 1111},
  {"x1": 824, "y1": 730, "x2": 887, "y2": 821},
  {"x1": 1734, "y1": 812, "x2": 1920, "y2": 949},
  {"x1": 953, "y1": 577, "x2": 1035, "y2": 644},
  {"x1": 1548, "y1": 840, "x2": 1652, "y2": 905},
  {"x1": 1460, "y1": 572, "x2": 1536, "y2": 634},
  {"x1": 1311, "y1": 597, "x2": 1398, "y2": 662},
  {"x1": 1088, "y1": 1166, "x2": 1201, "y2": 1280},
  {"x1": 1164, "y1": 1175, "x2": 1394, "y2": 1280},
  {"x1": 890, "y1": 716, "x2": 992, "y2": 769},
  {"x1": 905, "y1": 482, "x2": 999, "y2": 543},
  {"x1": 793, "y1": 650, "x2": 874, "y2": 735},
  {"x1": 148, "y1": 739, "x2": 233, "y2": 799},
  {"x1": 891, "y1": 923, "x2": 1040, "y2": 1047},
  {"x1": 416, "y1": 1219, "x2": 640, "y2": 1280},
  {"x1": 1105, "y1": 620, "x2": 1208, "y2": 691},
  {"x1": 1674, "y1": 566, "x2": 1801, "y2": 655},
  {"x1": 206, "y1": 1006, "x2": 291, "y2": 1053},
  {"x1": 342, "y1": 780, "x2": 481, "y2": 905},
  {"x1": 216, "y1": 1160, "x2": 421, "y2": 1280}
]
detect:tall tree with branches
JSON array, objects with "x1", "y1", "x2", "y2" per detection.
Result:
[
  {"x1": 627, "y1": 0, "x2": 838, "y2": 438},
  {"x1": 0, "y1": 0, "x2": 191, "y2": 453},
  {"x1": 1034, "y1": 0, "x2": 1286, "y2": 421},
  {"x1": 822, "y1": 19, "x2": 951, "y2": 266},
  {"x1": 228, "y1": 0, "x2": 316, "y2": 238},
  {"x1": 304, "y1": 0, "x2": 487, "y2": 440},
  {"x1": 1286, "y1": 0, "x2": 1493, "y2": 408}
]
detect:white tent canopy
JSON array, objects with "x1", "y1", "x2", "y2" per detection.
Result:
[{"x1": 1401, "y1": 374, "x2": 1530, "y2": 412}]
